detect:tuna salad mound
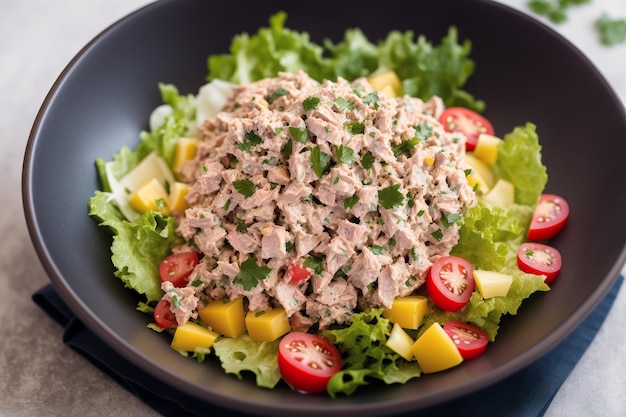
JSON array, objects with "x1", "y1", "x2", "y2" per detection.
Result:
[{"x1": 170, "y1": 70, "x2": 477, "y2": 331}]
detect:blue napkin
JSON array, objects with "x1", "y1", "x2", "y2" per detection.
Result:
[{"x1": 32, "y1": 274, "x2": 623, "y2": 417}]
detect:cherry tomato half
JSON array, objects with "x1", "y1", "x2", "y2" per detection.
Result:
[
  {"x1": 517, "y1": 242, "x2": 562, "y2": 285},
  {"x1": 527, "y1": 194, "x2": 569, "y2": 241},
  {"x1": 159, "y1": 251, "x2": 199, "y2": 287},
  {"x1": 426, "y1": 256, "x2": 475, "y2": 312},
  {"x1": 443, "y1": 321, "x2": 489, "y2": 360},
  {"x1": 277, "y1": 332, "x2": 342, "y2": 393},
  {"x1": 285, "y1": 261, "x2": 313, "y2": 285},
  {"x1": 439, "y1": 107, "x2": 495, "y2": 152},
  {"x1": 154, "y1": 299, "x2": 177, "y2": 329}
]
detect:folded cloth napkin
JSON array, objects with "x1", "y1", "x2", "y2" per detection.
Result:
[{"x1": 32, "y1": 274, "x2": 623, "y2": 417}]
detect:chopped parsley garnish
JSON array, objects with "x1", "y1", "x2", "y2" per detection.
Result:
[
  {"x1": 363, "y1": 92, "x2": 380, "y2": 109},
  {"x1": 285, "y1": 241, "x2": 296, "y2": 253},
  {"x1": 432, "y1": 229, "x2": 444, "y2": 241},
  {"x1": 267, "y1": 87, "x2": 289, "y2": 104},
  {"x1": 274, "y1": 126, "x2": 284, "y2": 135},
  {"x1": 191, "y1": 279, "x2": 203, "y2": 287},
  {"x1": 303, "y1": 255, "x2": 323, "y2": 275},
  {"x1": 289, "y1": 126, "x2": 310, "y2": 143},
  {"x1": 336, "y1": 145, "x2": 357, "y2": 165},
  {"x1": 233, "y1": 179, "x2": 256, "y2": 198},
  {"x1": 346, "y1": 121, "x2": 366, "y2": 135},
  {"x1": 236, "y1": 219, "x2": 247, "y2": 233},
  {"x1": 223, "y1": 199, "x2": 231, "y2": 212},
  {"x1": 310, "y1": 146, "x2": 332, "y2": 178},
  {"x1": 234, "y1": 256, "x2": 272, "y2": 291},
  {"x1": 527, "y1": 0, "x2": 589, "y2": 24},
  {"x1": 336, "y1": 96, "x2": 355, "y2": 111},
  {"x1": 170, "y1": 294, "x2": 181, "y2": 308},
  {"x1": 303, "y1": 96, "x2": 321, "y2": 110},
  {"x1": 360, "y1": 151, "x2": 375, "y2": 170},
  {"x1": 378, "y1": 184, "x2": 404, "y2": 209},
  {"x1": 371, "y1": 245, "x2": 387, "y2": 255},
  {"x1": 441, "y1": 212, "x2": 462, "y2": 228},
  {"x1": 392, "y1": 136, "x2": 421, "y2": 158},
  {"x1": 237, "y1": 131, "x2": 263, "y2": 151},
  {"x1": 414, "y1": 122, "x2": 434, "y2": 140},
  {"x1": 280, "y1": 139, "x2": 293, "y2": 157},
  {"x1": 596, "y1": 14, "x2": 626, "y2": 46},
  {"x1": 343, "y1": 194, "x2": 360, "y2": 209}
]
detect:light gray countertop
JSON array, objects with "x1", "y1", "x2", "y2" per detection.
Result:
[{"x1": 1, "y1": 1, "x2": 624, "y2": 416}]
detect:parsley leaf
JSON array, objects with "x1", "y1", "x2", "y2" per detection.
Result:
[
  {"x1": 289, "y1": 126, "x2": 310, "y2": 143},
  {"x1": 360, "y1": 151, "x2": 375, "y2": 170},
  {"x1": 344, "y1": 194, "x2": 360, "y2": 209},
  {"x1": 336, "y1": 145, "x2": 357, "y2": 164},
  {"x1": 363, "y1": 92, "x2": 380, "y2": 109},
  {"x1": 303, "y1": 256, "x2": 323, "y2": 275},
  {"x1": 280, "y1": 139, "x2": 293, "y2": 157},
  {"x1": 596, "y1": 14, "x2": 626, "y2": 46},
  {"x1": 237, "y1": 131, "x2": 263, "y2": 151},
  {"x1": 336, "y1": 96, "x2": 354, "y2": 111},
  {"x1": 234, "y1": 257, "x2": 272, "y2": 291},
  {"x1": 303, "y1": 96, "x2": 321, "y2": 110},
  {"x1": 414, "y1": 122, "x2": 434, "y2": 140},
  {"x1": 392, "y1": 136, "x2": 421, "y2": 158},
  {"x1": 267, "y1": 87, "x2": 289, "y2": 104},
  {"x1": 310, "y1": 146, "x2": 332, "y2": 178},
  {"x1": 441, "y1": 212, "x2": 462, "y2": 228},
  {"x1": 371, "y1": 245, "x2": 387, "y2": 255},
  {"x1": 233, "y1": 179, "x2": 256, "y2": 198},
  {"x1": 431, "y1": 229, "x2": 444, "y2": 241},
  {"x1": 346, "y1": 121, "x2": 365, "y2": 135},
  {"x1": 378, "y1": 184, "x2": 404, "y2": 209}
]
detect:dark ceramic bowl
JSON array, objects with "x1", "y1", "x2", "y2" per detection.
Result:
[{"x1": 22, "y1": 0, "x2": 626, "y2": 415}]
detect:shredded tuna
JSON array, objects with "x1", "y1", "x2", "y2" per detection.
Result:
[{"x1": 172, "y1": 70, "x2": 476, "y2": 329}]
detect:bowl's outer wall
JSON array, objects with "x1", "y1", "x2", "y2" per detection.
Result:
[{"x1": 23, "y1": 0, "x2": 626, "y2": 416}]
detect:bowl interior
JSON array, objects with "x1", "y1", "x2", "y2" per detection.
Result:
[{"x1": 23, "y1": 0, "x2": 626, "y2": 415}]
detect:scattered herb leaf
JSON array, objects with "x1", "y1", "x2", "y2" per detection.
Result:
[{"x1": 234, "y1": 256, "x2": 272, "y2": 291}]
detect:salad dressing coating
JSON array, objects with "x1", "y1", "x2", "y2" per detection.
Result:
[{"x1": 169, "y1": 70, "x2": 477, "y2": 331}]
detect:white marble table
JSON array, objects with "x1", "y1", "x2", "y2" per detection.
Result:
[{"x1": 1, "y1": 1, "x2": 624, "y2": 416}]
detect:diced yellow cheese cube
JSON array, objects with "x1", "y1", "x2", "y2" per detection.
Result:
[
  {"x1": 424, "y1": 156, "x2": 435, "y2": 166},
  {"x1": 482, "y1": 179, "x2": 515, "y2": 207},
  {"x1": 171, "y1": 321, "x2": 219, "y2": 352},
  {"x1": 411, "y1": 322, "x2": 463, "y2": 373},
  {"x1": 386, "y1": 323, "x2": 415, "y2": 361},
  {"x1": 172, "y1": 137, "x2": 200, "y2": 176},
  {"x1": 128, "y1": 178, "x2": 170, "y2": 215},
  {"x1": 382, "y1": 295, "x2": 429, "y2": 330},
  {"x1": 198, "y1": 298, "x2": 246, "y2": 338},
  {"x1": 168, "y1": 182, "x2": 190, "y2": 213},
  {"x1": 473, "y1": 270, "x2": 513, "y2": 299},
  {"x1": 464, "y1": 154, "x2": 494, "y2": 193},
  {"x1": 367, "y1": 70, "x2": 402, "y2": 96},
  {"x1": 245, "y1": 308, "x2": 290, "y2": 342},
  {"x1": 474, "y1": 134, "x2": 502, "y2": 166}
]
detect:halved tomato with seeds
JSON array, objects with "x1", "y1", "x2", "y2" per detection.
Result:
[
  {"x1": 278, "y1": 332, "x2": 342, "y2": 393},
  {"x1": 443, "y1": 321, "x2": 489, "y2": 360},
  {"x1": 426, "y1": 256, "x2": 475, "y2": 312},
  {"x1": 527, "y1": 194, "x2": 569, "y2": 241},
  {"x1": 439, "y1": 107, "x2": 495, "y2": 152},
  {"x1": 517, "y1": 242, "x2": 562, "y2": 285}
]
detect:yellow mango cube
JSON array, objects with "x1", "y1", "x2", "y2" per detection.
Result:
[
  {"x1": 168, "y1": 182, "x2": 190, "y2": 213},
  {"x1": 245, "y1": 307, "x2": 290, "y2": 342},
  {"x1": 172, "y1": 137, "x2": 200, "y2": 175},
  {"x1": 171, "y1": 321, "x2": 219, "y2": 352},
  {"x1": 411, "y1": 322, "x2": 463, "y2": 373},
  {"x1": 473, "y1": 270, "x2": 513, "y2": 299},
  {"x1": 382, "y1": 295, "x2": 429, "y2": 330},
  {"x1": 367, "y1": 70, "x2": 402, "y2": 96},
  {"x1": 128, "y1": 178, "x2": 170, "y2": 215},
  {"x1": 386, "y1": 323, "x2": 415, "y2": 361},
  {"x1": 198, "y1": 298, "x2": 246, "y2": 338},
  {"x1": 464, "y1": 154, "x2": 494, "y2": 193},
  {"x1": 473, "y1": 133, "x2": 502, "y2": 166},
  {"x1": 482, "y1": 179, "x2": 515, "y2": 207}
]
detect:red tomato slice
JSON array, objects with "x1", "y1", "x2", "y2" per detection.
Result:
[
  {"x1": 517, "y1": 242, "x2": 562, "y2": 285},
  {"x1": 439, "y1": 107, "x2": 495, "y2": 152},
  {"x1": 159, "y1": 251, "x2": 199, "y2": 287},
  {"x1": 154, "y1": 299, "x2": 177, "y2": 329},
  {"x1": 527, "y1": 194, "x2": 569, "y2": 241},
  {"x1": 285, "y1": 261, "x2": 313, "y2": 285},
  {"x1": 426, "y1": 256, "x2": 475, "y2": 312},
  {"x1": 443, "y1": 321, "x2": 489, "y2": 360},
  {"x1": 278, "y1": 332, "x2": 342, "y2": 393}
]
